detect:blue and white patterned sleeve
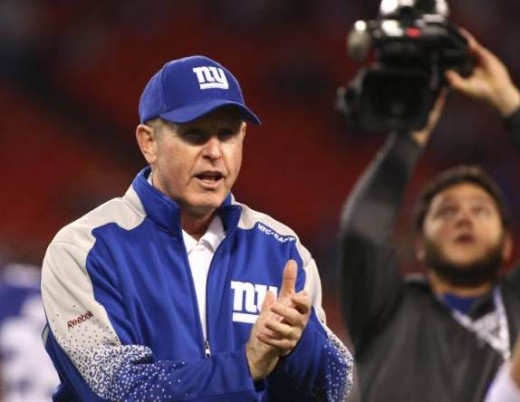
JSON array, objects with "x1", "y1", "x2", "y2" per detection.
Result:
[
  {"x1": 266, "y1": 246, "x2": 353, "y2": 402},
  {"x1": 41, "y1": 239, "x2": 260, "y2": 402},
  {"x1": 267, "y1": 310, "x2": 353, "y2": 402}
]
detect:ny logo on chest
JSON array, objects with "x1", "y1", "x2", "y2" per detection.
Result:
[{"x1": 230, "y1": 281, "x2": 278, "y2": 324}]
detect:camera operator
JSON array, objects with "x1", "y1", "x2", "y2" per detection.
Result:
[{"x1": 339, "y1": 30, "x2": 520, "y2": 402}]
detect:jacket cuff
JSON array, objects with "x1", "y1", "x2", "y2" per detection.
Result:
[{"x1": 275, "y1": 309, "x2": 325, "y2": 377}]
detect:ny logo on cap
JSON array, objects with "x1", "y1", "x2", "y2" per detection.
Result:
[{"x1": 192, "y1": 66, "x2": 229, "y2": 90}]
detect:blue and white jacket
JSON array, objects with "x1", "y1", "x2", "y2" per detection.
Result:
[{"x1": 41, "y1": 167, "x2": 353, "y2": 401}]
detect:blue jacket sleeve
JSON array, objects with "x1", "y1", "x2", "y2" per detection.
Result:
[
  {"x1": 266, "y1": 310, "x2": 353, "y2": 402},
  {"x1": 44, "y1": 327, "x2": 260, "y2": 402}
]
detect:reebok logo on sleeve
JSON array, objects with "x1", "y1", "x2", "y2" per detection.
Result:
[{"x1": 67, "y1": 311, "x2": 94, "y2": 330}]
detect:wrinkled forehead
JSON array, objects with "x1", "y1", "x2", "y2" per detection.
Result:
[{"x1": 429, "y1": 182, "x2": 498, "y2": 210}]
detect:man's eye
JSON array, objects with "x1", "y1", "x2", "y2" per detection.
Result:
[
  {"x1": 218, "y1": 129, "x2": 236, "y2": 141},
  {"x1": 474, "y1": 206, "x2": 491, "y2": 218},
  {"x1": 436, "y1": 207, "x2": 457, "y2": 219},
  {"x1": 183, "y1": 131, "x2": 207, "y2": 144}
]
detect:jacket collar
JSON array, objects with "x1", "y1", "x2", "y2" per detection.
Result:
[{"x1": 130, "y1": 166, "x2": 242, "y2": 237}]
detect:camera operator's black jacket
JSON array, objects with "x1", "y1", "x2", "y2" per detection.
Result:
[{"x1": 340, "y1": 109, "x2": 520, "y2": 402}]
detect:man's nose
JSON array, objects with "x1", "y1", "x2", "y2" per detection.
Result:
[
  {"x1": 202, "y1": 136, "x2": 222, "y2": 159},
  {"x1": 454, "y1": 208, "x2": 473, "y2": 226}
]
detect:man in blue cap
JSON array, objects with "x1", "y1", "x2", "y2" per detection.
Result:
[{"x1": 41, "y1": 55, "x2": 353, "y2": 401}]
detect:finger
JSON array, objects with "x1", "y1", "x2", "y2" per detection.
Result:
[
  {"x1": 257, "y1": 332, "x2": 295, "y2": 353},
  {"x1": 458, "y1": 27, "x2": 487, "y2": 60},
  {"x1": 279, "y1": 260, "x2": 298, "y2": 299},
  {"x1": 257, "y1": 291, "x2": 279, "y2": 323},
  {"x1": 445, "y1": 70, "x2": 470, "y2": 92},
  {"x1": 471, "y1": 42, "x2": 500, "y2": 70},
  {"x1": 264, "y1": 319, "x2": 300, "y2": 340},
  {"x1": 257, "y1": 326, "x2": 283, "y2": 341},
  {"x1": 458, "y1": 27, "x2": 478, "y2": 51},
  {"x1": 459, "y1": 29, "x2": 500, "y2": 69},
  {"x1": 258, "y1": 329, "x2": 298, "y2": 357},
  {"x1": 290, "y1": 292, "x2": 312, "y2": 315},
  {"x1": 261, "y1": 290, "x2": 276, "y2": 312},
  {"x1": 269, "y1": 304, "x2": 302, "y2": 326}
]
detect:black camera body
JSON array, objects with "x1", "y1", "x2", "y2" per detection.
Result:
[{"x1": 338, "y1": 0, "x2": 473, "y2": 132}]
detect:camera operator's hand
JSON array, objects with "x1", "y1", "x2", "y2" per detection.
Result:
[
  {"x1": 445, "y1": 30, "x2": 520, "y2": 117},
  {"x1": 411, "y1": 90, "x2": 448, "y2": 147}
]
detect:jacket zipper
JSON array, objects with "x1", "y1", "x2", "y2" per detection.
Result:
[
  {"x1": 203, "y1": 225, "x2": 233, "y2": 359},
  {"x1": 204, "y1": 340, "x2": 211, "y2": 358},
  {"x1": 180, "y1": 238, "x2": 212, "y2": 360},
  {"x1": 182, "y1": 208, "x2": 238, "y2": 359}
]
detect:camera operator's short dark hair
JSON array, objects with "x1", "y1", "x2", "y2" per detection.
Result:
[{"x1": 413, "y1": 165, "x2": 511, "y2": 233}]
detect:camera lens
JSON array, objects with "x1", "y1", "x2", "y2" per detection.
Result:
[{"x1": 360, "y1": 68, "x2": 433, "y2": 130}]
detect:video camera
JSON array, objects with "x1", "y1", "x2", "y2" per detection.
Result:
[{"x1": 337, "y1": 0, "x2": 473, "y2": 132}]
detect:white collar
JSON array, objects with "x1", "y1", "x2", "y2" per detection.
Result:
[
  {"x1": 182, "y1": 215, "x2": 225, "y2": 253},
  {"x1": 148, "y1": 171, "x2": 226, "y2": 250}
]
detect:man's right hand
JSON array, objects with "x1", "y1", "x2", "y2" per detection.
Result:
[
  {"x1": 246, "y1": 290, "x2": 280, "y2": 381},
  {"x1": 245, "y1": 260, "x2": 312, "y2": 380}
]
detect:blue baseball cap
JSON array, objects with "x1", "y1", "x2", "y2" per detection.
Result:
[{"x1": 138, "y1": 55, "x2": 261, "y2": 125}]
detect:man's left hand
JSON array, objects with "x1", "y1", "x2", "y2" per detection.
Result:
[{"x1": 256, "y1": 260, "x2": 312, "y2": 356}]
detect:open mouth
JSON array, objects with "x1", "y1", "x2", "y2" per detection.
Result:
[
  {"x1": 195, "y1": 172, "x2": 224, "y2": 184},
  {"x1": 454, "y1": 233, "x2": 476, "y2": 244}
]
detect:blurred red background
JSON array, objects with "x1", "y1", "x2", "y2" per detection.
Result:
[{"x1": 1, "y1": 0, "x2": 519, "y2": 340}]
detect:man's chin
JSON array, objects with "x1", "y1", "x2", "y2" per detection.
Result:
[
  {"x1": 424, "y1": 245, "x2": 503, "y2": 288},
  {"x1": 443, "y1": 255, "x2": 489, "y2": 270},
  {"x1": 184, "y1": 198, "x2": 225, "y2": 217}
]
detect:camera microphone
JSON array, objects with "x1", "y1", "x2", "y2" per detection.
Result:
[{"x1": 347, "y1": 21, "x2": 371, "y2": 62}]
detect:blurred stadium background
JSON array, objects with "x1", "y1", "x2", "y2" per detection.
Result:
[{"x1": 0, "y1": 1, "x2": 519, "y2": 388}]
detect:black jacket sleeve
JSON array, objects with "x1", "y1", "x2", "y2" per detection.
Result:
[
  {"x1": 339, "y1": 133, "x2": 423, "y2": 353},
  {"x1": 506, "y1": 108, "x2": 520, "y2": 149}
]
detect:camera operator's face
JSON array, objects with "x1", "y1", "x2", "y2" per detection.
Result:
[{"x1": 419, "y1": 183, "x2": 511, "y2": 271}]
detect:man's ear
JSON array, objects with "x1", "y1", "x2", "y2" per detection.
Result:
[
  {"x1": 136, "y1": 124, "x2": 158, "y2": 164},
  {"x1": 415, "y1": 236, "x2": 426, "y2": 263}
]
